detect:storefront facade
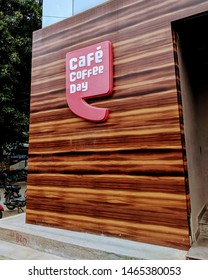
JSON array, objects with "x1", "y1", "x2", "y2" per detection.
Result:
[{"x1": 27, "y1": 0, "x2": 208, "y2": 252}]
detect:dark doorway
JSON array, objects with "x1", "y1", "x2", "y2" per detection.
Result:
[{"x1": 173, "y1": 12, "x2": 208, "y2": 239}]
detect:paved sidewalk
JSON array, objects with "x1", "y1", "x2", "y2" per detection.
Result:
[{"x1": 0, "y1": 239, "x2": 67, "y2": 260}]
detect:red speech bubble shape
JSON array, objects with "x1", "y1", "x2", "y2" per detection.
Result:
[{"x1": 66, "y1": 41, "x2": 113, "y2": 122}]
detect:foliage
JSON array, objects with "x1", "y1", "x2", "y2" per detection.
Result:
[{"x1": 0, "y1": 0, "x2": 42, "y2": 156}]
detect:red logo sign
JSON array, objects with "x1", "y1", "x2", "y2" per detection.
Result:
[{"x1": 66, "y1": 41, "x2": 113, "y2": 122}]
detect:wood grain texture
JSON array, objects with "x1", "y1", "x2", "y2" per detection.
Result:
[{"x1": 27, "y1": 0, "x2": 208, "y2": 250}]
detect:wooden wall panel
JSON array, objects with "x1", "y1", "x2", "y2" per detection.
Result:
[{"x1": 27, "y1": 0, "x2": 208, "y2": 250}]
